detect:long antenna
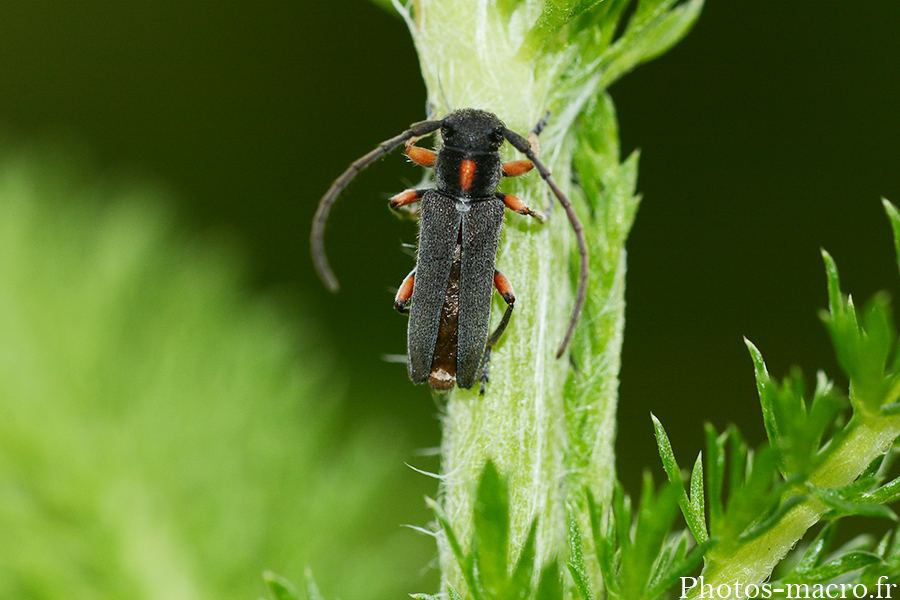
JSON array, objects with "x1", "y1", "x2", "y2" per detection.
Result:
[
  {"x1": 310, "y1": 120, "x2": 442, "y2": 291},
  {"x1": 503, "y1": 128, "x2": 589, "y2": 359}
]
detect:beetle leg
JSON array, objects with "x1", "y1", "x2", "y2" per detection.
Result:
[
  {"x1": 479, "y1": 270, "x2": 516, "y2": 395},
  {"x1": 501, "y1": 159, "x2": 534, "y2": 177},
  {"x1": 389, "y1": 188, "x2": 427, "y2": 210},
  {"x1": 394, "y1": 269, "x2": 415, "y2": 314},
  {"x1": 405, "y1": 138, "x2": 437, "y2": 167},
  {"x1": 502, "y1": 114, "x2": 546, "y2": 177},
  {"x1": 497, "y1": 192, "x2": 547, "y2": 223}
]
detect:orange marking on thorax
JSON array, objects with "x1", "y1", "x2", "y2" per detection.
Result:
[{"x1": 460, "y1": 159, "x2": 476, "y2": 193}]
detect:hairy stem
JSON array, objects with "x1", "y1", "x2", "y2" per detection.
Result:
[
  {"x1": 396, "y1": 0, "x2": 632, "y2": 594},
  {"x1": 694, "y1": 414, "x2": 900, "y2": 596}
]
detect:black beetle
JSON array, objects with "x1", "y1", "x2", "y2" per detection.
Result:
[{"x1": 310, "y1": 108, "x2": 588, "y2": 392}]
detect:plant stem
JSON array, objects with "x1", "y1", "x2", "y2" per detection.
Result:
[
  {"x1": 693, "y1": 414, "x2": 900, "y2": 597},
  {"x1": 396, "y1": 1, "x2": 634, "y2": 594}
]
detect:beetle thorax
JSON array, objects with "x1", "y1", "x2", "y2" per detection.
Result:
[{"x1": 434, "y1": 145, "x2": 502, "y2": 200}]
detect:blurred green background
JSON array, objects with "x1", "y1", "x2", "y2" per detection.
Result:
[{"x1": 0, "y1": 0, "x2": 899, "y2": 598}]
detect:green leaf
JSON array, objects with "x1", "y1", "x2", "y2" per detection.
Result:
[
  {"x1": 473, "y1": 461, "x2": 511, "y2": 594},
  {"x1": 624, "y1": 473, "x2": 682, "y2": 598},
  {"x1": 819, "y1": 248, "x2": 900, "y2": 414},
  {"x1": 792, "y1": 522, "x2": 837, "y2": 576},
  {"x1": 588, "y1": 490, "x2": 618, "y2": 595},
  {"x1": 567, "y1": 515, "x2": 596, "y2": 600},
  {"x1": 510, "y1": 520, "x2": 538, "y2": 596},
  {"x1": 265, "y1": 572, "x2": 302, "y2": 600},
  {"x1": 748, "y1": 340, "x2": 846, "y2": 476},
  {"x1": 652, "y1": 415, "x2": 707, "y2": 543},
  {"x1": 787, "y1": 552, "x2": 882, "y2": 583},
  {"x1": 427, "y1": 497, "x2": 480, "y2": 598},
  {"x1": 576, "y1": 0, "x2": 634, "y2": 57},
  {"x1": 810, "y1": 483, "x2": 899, "y2": 521},
  {"x1": 653, "y1": 414, "x2": 682, "y2": 486},
  {"x1": 865, "y1": 474, "x2": 900, "y2": 504},
  {"x1": 367, "y1": 0, "x2": 399, "y2": 15},
  {"x1": 884, "y1": 199, "x2": 900, "y2": 279},
  {"x1": 645, "y1": 538, "x2": 714, "y2": 599},
  {"x1": 536, "y1": 562, "x2": 564, "y2": 600},
  {"x1": 739, "y1": 494, "x2": 807, "y2": 542},
  {"x1": 689, "y1": 453, "x2": 709, "y2": 543},
  {"x1": 704, "y1": 423, "x2": 728, "y2": 533},
  {"x1": 598, "y1": 0, "x2": 704, "y2": 86}
]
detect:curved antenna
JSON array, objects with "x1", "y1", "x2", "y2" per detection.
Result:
[
  {"x1": 311, "y1": 119, "x2": 443, "y2": 291},
  {"x1": 503, "y1": 128, "x2": 589, "y2": 359}
]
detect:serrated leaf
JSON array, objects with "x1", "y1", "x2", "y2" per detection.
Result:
[
  {"x1": 689, "y1": 453, "x2": 709, "y2": 543},
  {"x1": 599, "y1": 0, "x2": 704, "y2": 86},
  {"x1": 653, "y1": 414, "x2": 682, "y2": 486},
  {"x1": 567, "y1": 515, "x2": 596, "y2": 600},
  {"x1": 645, "y1": 538, "x2": 714, "y2": 599},
  {"x1": 705, "y1": 424, "x2": 727, "y2": 532},
  {"x1": 792, "y1": 522, "x2": 837, "y2": 576},
  {"x1": 739, "y1": 494, "x2": 807, "y2": 542},
  {"x1": 653, "y1": 415, "x2": 707, "y2": 544},
  {"x1": 620, "y1": 474, "x2": 681, "y2": 598},
  {"x1": 588, "y1": 490, "x2": 618, "y2": 594},
  {"x1": 818, "y1": 250, "x2": 897, "y2": 413},
  {"x1": 811, "y1": 484, "x2": 899, "y2": 521},
  {"x1": 866, "y1": 474, "x2": 900, "y2": 504},
  {"x1": 749, "y1": 340, "x2": 847, "y2": 477},
  {"x1": 788, "y1": 552, "x2": 882, "y2": 583}
]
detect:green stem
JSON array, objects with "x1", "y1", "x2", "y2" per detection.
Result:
[
  {"x1": 694, "y1": 414, "x2": 900, "y2": 596},
  {"x1": 397, "y1": 1, "x2": 629, "y2": 594},
  {"x1": 390, "y1": 0, "x2": 701, "y2": 595}
]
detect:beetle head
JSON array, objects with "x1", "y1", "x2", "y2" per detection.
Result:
[{"x1": 440, "y1": 109, "x2": 506, "y2": 153}]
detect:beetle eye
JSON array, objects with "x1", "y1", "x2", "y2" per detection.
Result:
[
  {"x1": 441, "y1": 125, "x2": 455, "y2": 139},
  {"x1": 490, "y1": 128, "x2": 505, "y2": 144}
]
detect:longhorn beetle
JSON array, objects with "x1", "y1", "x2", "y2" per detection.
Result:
[{"x1": 311, "y1": 108, "x2": 589, "y2": 392}]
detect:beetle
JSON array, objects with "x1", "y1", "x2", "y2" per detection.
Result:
[{"x1": 310, "y1": 108, "x2": 588, "y2": 392}]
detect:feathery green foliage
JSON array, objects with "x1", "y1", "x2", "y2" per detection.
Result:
[
  {"x1": 645, "y1": 202, "x2": 900, "y2": 595},
  {"x1": 0, "y1": 144, "x2": 425, "y2": 600}
]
